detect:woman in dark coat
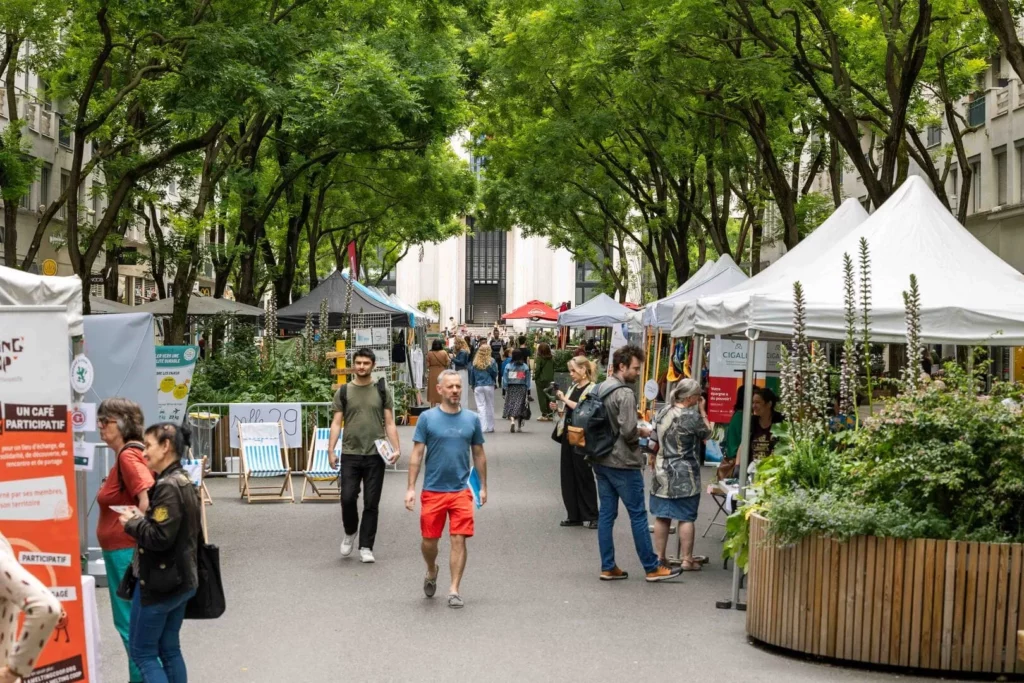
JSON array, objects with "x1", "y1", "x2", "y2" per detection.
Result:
[{"x1": 550, "y1": 356, "x2": 599, "y2": 528}]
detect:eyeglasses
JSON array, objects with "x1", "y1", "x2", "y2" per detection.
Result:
[{"x1": 97, "y1": 418, "x2": 111, "y2": 427}]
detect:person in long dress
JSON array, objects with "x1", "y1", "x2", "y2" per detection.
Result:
[
  {"x1": 469, "y1": 345, "x2": 499, "y2": 433},
  {"x1": 550, "y1": 356, "x2": 599, "y2": 528},
  {"x1": 427, "y1": 340, "x2": 451, "y2": 407},
  {"x1": 502, "y1": 350, "x2": 532, "y2": 432}
]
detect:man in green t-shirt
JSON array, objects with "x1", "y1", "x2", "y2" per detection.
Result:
[{"x1": 328, "y1": 348, "x2": 401, "y2": 564}]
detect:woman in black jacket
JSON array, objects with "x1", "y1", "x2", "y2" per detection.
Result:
[{"x1": 119, "y1": 422, "x2": 201, "y2": 683}]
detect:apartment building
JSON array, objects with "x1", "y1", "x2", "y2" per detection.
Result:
[{"x1": 0, "y1": 44, "x2": 215, "y2": 305}]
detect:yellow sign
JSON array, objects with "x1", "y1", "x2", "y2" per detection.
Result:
[
  {"x1": 1014, "y1": 347, "x2": 1024, "y2": 383},
  {"x1": 41, "y1": 259, "x2": 58, "y2": 276}
]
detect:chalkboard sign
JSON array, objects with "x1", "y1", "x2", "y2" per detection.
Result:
[{"x1": 228, "y1": 403, "x2": 302, "y2": 448}]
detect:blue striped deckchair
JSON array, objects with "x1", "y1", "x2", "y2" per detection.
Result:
[
  {"x1": 301, "y1": 427, "x2": 342, "y2": 502},
  {"x1": 237, "y1": 421, "x2": 294, "y2": 503}
]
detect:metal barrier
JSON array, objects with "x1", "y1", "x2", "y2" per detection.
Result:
[{"x1": 186, "y1": 402, "x2": 409, "y2": 476}]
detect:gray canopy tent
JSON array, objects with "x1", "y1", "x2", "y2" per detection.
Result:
[
  {"x1": 277, "y1": 271, "x2": 410, "y2": 329},
  {"x1": 133, "y1": 296, "x2": 266, "y2": 317}
]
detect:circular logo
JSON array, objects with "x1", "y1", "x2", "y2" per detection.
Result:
[
  {"x1": 70, "y1": 354, "x2": 95, "y2": 394},
  {"x1": 41, "y1": 259, "x2": 58, "y2": 276},
  {"x1": 183, "y1": 348, "x2": 197, "y2": 362},
  {"x1": 71, "y1": 409, "x2": 87, "y2": 428}
]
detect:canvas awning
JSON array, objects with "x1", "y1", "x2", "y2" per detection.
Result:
[
  {"x1": 133, "y1": 296, "x2": 266, "y2": 317},
  {"x1": 277, "y1": 271, "x2": 410, "y2": 327},
  {"x1": 557, "y1": 293, "x2": 637, "y2": 328},
  {"x1": 643, "y1": 255, "x2": 748, "y2": 331},
  {"x1": 693, "y1": 177, "x2": 1024, "y2": 344},
  {"x1": 0, "y1": 265, "x2": 83, "y2": 335},
  {"x1": 89, "y1": 298, "x2": 134, "y2": 314},
  {"x1": 673, "y1": 198, "x2": 869, "y2": 338},
  {"x1": 503, "y1": 300, "x2": 560, "y2": 321}
]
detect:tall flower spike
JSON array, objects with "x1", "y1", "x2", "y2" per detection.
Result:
[
  {"x1": 858, "y1": 237, "x2": 874, "y2": 413},
  {"x1": 901, "y1": 274, "x2": 923, "y2": 394},
  {"x1": 839, "y1": 253, "x2": 858, "y2": 417},
  {"x1": 778, "y1": 282, "x2": 828, "y2": 441}
]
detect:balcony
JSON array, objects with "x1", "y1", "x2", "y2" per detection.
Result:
[
  {"x1": 996, "y1": 88, "x2": 1010, "y2": 116},
  {"x1": 968, "y1": 95, "x2": 987, "y2": 127}
]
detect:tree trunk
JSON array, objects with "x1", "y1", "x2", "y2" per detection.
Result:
[
  {"x1": 977, "y1": 0, "x2": 1024, "y2": 83},
  {"x1": 2, "y1": 38, "x2": 24, "y2": 267}
]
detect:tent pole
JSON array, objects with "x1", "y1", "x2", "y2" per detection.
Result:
[
  {"x1": 691, "y1": 335, "x2": 704, "y2": 385},
  {"x1": 722, "y1": 328, "x2": 758, "y2": 611}
]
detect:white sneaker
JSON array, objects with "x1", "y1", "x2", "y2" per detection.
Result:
[
  {"x1": 340, "y1": 534, "x2": 356, "y2": 557},
  {"x1": 359, "y1": 548, "x2": 375, "y2": 563}
]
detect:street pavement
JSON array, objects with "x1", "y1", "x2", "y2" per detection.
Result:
[{"x1": 96, "y1": 400, "x2": 934, "y2": 682}]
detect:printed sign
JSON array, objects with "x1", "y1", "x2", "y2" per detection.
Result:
[
  {"x1": 228, "y1": 403, "x2": 302, "y2": 449},
  {"x1": 69, "y1": 354, "x2": 95, "y2": 394},
  {"x1": 70, "y1": 402, "x2": 96, "y2": 432},
  {"x1": 155, "y1": 346, "x2": 199, "y2": 423},
  {"x1": 354, "y1": 328, "x2": 373, "y2": 347},
  {"x1": 73, "y1": 441, "x2": 95, "y2": 472},
  {"x1": 371, "y1": 328, "x2": 389, "y2": 346},
  {"x1": 0, "y1": 307, "x2": 90, "y2": 681},
  {"x1": 707, "y1": 339, "x2": 782, "y2": 423}
]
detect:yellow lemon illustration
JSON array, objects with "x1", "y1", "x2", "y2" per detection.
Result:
[
  {"x1": 173, "y1": 383, "x2": 189, "y2": 400},
  {"x1": 160, "y1": 377, "x2": 176, "y2": 393}
]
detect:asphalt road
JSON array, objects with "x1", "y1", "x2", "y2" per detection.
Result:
[{"x1": 95, "y1": 402, "x2": 937, "y2": 682}]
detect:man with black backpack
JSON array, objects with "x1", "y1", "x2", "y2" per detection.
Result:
[
  {"x1": 578, "y1": 345, "x2": 681, "y2": 583},
  {"x1": 328, "y1": 348, "x2": 401, "y2": 564}
]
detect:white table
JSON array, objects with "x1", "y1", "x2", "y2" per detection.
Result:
[{"x1": 81, "y1": 574, "x2": 103, "y2": 683}]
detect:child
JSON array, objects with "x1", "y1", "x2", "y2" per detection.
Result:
[{"x1": 500, "y1": 348, "x2": 512, "y2": 397}]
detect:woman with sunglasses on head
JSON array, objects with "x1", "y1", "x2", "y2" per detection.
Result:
[
  {"x1": 119, "y1": 422, "x2": 201, "y2": 683},
  {"x1": 95, "y1": 398, "x2": 153, "y2": 683}
]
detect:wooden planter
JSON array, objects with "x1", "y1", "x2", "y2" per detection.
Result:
[{"x1": 746, "y1": 514, "x2": 1024, "y2": 675}]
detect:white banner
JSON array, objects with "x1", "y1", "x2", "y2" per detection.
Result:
[{"x1": 229, "y1": 403, "x2": 302, "y2": 448}]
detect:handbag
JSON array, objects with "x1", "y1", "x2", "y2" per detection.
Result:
[
  {"x1": 566, "y1": 425, "x2": 586, "y2": 448},
  {"x1": 116, "y1": 561, "x2": 137, "y2": 601},
  {"x1": 185, "y1": 520, "x2": 225, "y2": 620},
  {"x1": 550, "y1": 416, "x2": 565, "y2": 444}
]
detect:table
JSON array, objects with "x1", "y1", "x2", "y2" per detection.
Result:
[{"x1": 82, "y1": 574, "x2": 103, "y2": 683}]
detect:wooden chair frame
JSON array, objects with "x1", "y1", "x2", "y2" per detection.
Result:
[
  {"x1": 301, "y1": 427, "x2": 341, "y2": 503},
  {"x1": 237, "y1": 421, "x2": 295, "y2": 503}
]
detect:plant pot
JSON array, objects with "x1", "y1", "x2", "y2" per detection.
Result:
[{"x1": 409, "y1": 416, "x2": 418, "y2": 426}]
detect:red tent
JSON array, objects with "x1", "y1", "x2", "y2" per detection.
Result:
[{"x1": 502, "y1": 300, "x2": 560, "y2": 321}]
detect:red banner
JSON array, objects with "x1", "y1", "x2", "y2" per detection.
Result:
[{"x1": 0, "y1": 308, "x2": 89, "y2": 682}]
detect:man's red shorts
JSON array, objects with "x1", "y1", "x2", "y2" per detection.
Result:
[{"x1": 420, "y1": 489, "x2": 475, "y2": 539}]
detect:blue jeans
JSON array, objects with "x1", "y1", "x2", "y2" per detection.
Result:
[
  {"x1": 130, "y1": 585, "x2": 196, "y2": 683},
  {"x1": 593, "y1": 464, "x2": 660, "y2": 573}
]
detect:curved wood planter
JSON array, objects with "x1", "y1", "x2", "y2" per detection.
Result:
[{"x1": 747, "y1": 514, "x2": 1024, "y2": 675}]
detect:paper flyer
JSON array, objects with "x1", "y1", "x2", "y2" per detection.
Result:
[
  {"x1": 155, "y1": 345, "x2": 199, "y2": 423},
  {"x1": 0, "y1": 307, "x2": 90, "y2": 681}
]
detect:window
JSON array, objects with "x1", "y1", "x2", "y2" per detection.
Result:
[
  {"x1": 968, "y1": 95, "x2": 987, "y2": 127},
  {"x1": 575, "y1": 259, "x2": 602, "y2": 304},
  {"x1": 970, "y1": 159, "x2": 982, "y2": 213},
  {"x1": 92, "y1": 187, "x2": 100, "y2": 223},
  {"x1": 40, "y1": 165, "x2": 51, "y2": 207},
  {"x1": 951, "y1": 166, "x2": 959, "y2": 205},
  {"x1": 59, "y1": 172, "x2": 70, "y2": 219},
  {"x1": 927, "y1": 125, "x2": 941, "y2": 147},
  {"x1": 995, "y1": 148, "x2": 1008, "y2": 206},
  {"x1": 19, "y1": 184, "x2": 31, "y2": 209}
]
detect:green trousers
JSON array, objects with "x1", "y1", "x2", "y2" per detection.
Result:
[
  {"x1": 104, "y1": 548, "x2": 143, "y2": 683},
  {"x1": 537, "y1": 381, "x2": 554, "y2": 417}
]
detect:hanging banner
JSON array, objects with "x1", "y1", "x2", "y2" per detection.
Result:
[
  {"x1": 155, "y1": 345, "x2": 199, "y2": 424},
  {"x1": 0, "y1": 307, "x2": 90, "y2": 682},
  {"x1": 707, "y1": 339, "x2": 783, "y2": 423}
]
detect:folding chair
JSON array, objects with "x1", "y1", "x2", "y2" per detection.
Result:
[
  {"x1": 237, "y1": 421, "x2": 295, "y2": 503},
  {"x1": 183, "y1": 452, "x2": 214, "y2": 507},
  {"x1": 301, "y1": 427, "x2": 342, "y2": 502}
]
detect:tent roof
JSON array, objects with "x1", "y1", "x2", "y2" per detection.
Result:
[
  {"x1": 0, "y1": 265, "x2": 83, "y2": 335},
  {"x1": 644, "y1": 255, "x2": 748, "y2": 330},
  {"x1": 133, "y1": 296, "x2": 266, "y2": 317},
  {"x1": 673, "y1": 198, "x2": 869, "y2": 337},
  {"x1": 558, "y1": 293, "x2": 636, "y2": 328},
  {"x1": 89, "y1": 298, "x2": 133, "y2": 314},
  {"x1": 277, "y1": 271, "x2": 410, "y2": 327},
  {"x1": 697, "y1": 176, "x2": 1024, "y2": 344},
  {"x1": 503, "y1": 300, "x2": 560, "y2": 321}
]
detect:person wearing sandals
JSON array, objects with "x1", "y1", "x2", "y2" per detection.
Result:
[
  {"x1": 406, "y1": 370, "x2": 489, "y2": 609},
  {"x1": 534, "y1": 343, "x2": 555, "y2": 422},
  {"x1": 550, "y1": 356, "x2": 599, "y2": 529},
  {"x1": 502, "y1": 350, "x2": 531, "y2": 432},
  {"x1": 647, "y1": 379, "x2": 711, "y2": 572}
]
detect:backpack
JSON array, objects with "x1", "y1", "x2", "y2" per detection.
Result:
[
  {"x1": 334, "y1": 378, "x2": 389, "y2": 418},
  {"x1": 569, "y1": 382, "x2": 632, "y2": 460}
]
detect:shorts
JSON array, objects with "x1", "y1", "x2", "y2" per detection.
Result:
[
  {"x1": 420, "y1": 489, "x2": 475, "y2": 539},
  {"x1": 649, "y1": 493, "x2": 700, "y2": 522}
]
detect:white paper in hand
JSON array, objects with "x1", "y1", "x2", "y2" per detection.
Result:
[{"x1": 374, "y1": 439, "x2": 396, "y2": 464}]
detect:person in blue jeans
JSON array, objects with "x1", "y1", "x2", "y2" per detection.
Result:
[
  {"x1": 590, "y1": 345, "x2": 682, "y2": 583},
  {"x1": 120, "y1": 422, "x2": 202, "y2": 683}
]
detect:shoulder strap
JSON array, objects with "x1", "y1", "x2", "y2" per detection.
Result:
[
  {"x1": 117, "y1": 441, "x2": 145, "y2": 494},
  {"x1": 376, "y1": 378, "x2": 388, "y2": 408},
  {"x1": 335, "y1": 384, "x2": 348, "y2": 416}
]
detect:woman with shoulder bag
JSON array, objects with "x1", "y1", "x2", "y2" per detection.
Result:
[
  {"x1": 549, "y1": 356, "x2": 599, "y2": 528},
  {"x1": 502, "y1": 350, "x2": 532, "y2": 433},
  {"x1": 119, "y1": 423, "x2": 201, "y2": 683},
  {"x1": 95, "y1": 398, "x2": 154, "y2": 683}
]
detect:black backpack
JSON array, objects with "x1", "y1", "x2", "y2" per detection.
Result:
[
  {"x1": 334, "y1": 378, "x2": 389, "y2": 416},
  {"x1": 571, "y1": 381, "x2": 632, "y2": 460}
]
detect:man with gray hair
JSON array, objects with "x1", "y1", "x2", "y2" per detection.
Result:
[{"x1": 647, "y1": 378, "x2": 711, "y2": 570}]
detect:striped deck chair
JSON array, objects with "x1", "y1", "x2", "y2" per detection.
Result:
[
  {"x1": 182, "y1": 452, "x2": 214, "y2": 507},
  {"x1": 301, "y1": 427, "x2": 342, "y2": 502},
  {"x1": 237, "y1": 421, "x2": 294, "y2": 503}
]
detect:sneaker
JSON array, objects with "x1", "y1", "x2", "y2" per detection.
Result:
[
  {"x1": 599, "y1": 567, "x2": 629, "y2": 581},
  {"x1": 645, "y1": 565, "x2": 682, "y2": 582},
  {"x1": 424, "y1": 566, "x2": 438, "y2": 598},
  {"x1": 359, "y1": 548, "x2": 375, "y2": 563},
  {"x1": 510, "y1": 422, "x2": 516, "y2": 433},
  {"x1": 340, "y1": 533, "x2": 356, "y2": 557},
  {"x1": 447, "y1": 593, "x2": 464, "y2": 609}
]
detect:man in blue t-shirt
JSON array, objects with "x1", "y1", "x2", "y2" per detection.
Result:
[{"x1": 406, "y1": 369, "x2": 488, "y2": 609}]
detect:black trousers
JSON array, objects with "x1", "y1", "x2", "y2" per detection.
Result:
[
  {"x1": 341, "y1": 454, "x2": 387, "y2": 550},
  {"x1": 560, "y1": 438, "x2": 598, "y2": 522}
]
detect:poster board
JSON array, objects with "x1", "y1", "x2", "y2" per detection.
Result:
[
  {"x1": 707, "y1": 339, "x2": 782, "y2": 423},
  {"x1": 0, "y1": 306, "x2": 90, "y2": 681},
  {"x1": 229, "y1": 403, "x2": 302, "y2": 448},
  {"x1": 155, "y1": 345, "x2": 199, "y2": 423}
]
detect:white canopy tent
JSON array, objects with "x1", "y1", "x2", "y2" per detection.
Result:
[
  {"x1": 644, "y1": 255, "x2": 748, "y2": 331},
  {"x1": 672, "y1": 198, "x2": 869, "y2": 338},
  {"x1": 557, "y1": 292, "x2": 638, "y2": 328},
  {"x1": 709, "y1": 176, "x2": 1024, "y2": 344},
  {"x1": 0, "y1": 265, "x2": 84, "y2": 335}
]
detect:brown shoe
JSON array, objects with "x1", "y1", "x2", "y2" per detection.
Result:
[
  {"x1": 600, "y1": 567, "x2": 628, "y2": 581},
  {"x1": 646, "y1": 565, "x2": 683, "y2": 582}
]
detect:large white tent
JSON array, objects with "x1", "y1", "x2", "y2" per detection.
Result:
[
  {"x1": 0, "y1": 265, "x2": 84, "y2": 335},
  {"x1": 558, "y1": 292, "x2": 637, "y2": 328},
  {"x1": 644, "y1": 255, "x2": 748, "y2": 331},
  {"x1": 672, "y1": 198, "x2": 869, "y2": 337},
  {"x1": 693, "y1": 176, "x2": 1024, "y2": 344}
]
